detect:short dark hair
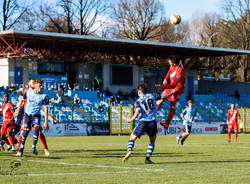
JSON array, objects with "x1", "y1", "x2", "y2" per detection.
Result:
[
  {"x1": 29, "y1": 78, "x2": 35, "y2": 81},
  {"x1": 168, "y1": 55, "x2": 179, "y2": 64},
  {"x1": 137, "y1": 83, "x2": 147, "y2": 94},
  {"x1": 187, "y1": 99, "x2": 193, "y2": 103},
  {"x1": 18, "y1": 91, "x2": 23, "y2": 96},
  {"x1": 35, "y1": 79, "x2": 43, "y2": 85},
  {"x1": 3, "y1": 93, "x2": 9, "y2": 98}
]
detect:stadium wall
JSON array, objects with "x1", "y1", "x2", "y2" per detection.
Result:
[
  {"x1": 0, "y1": 58, "x2": 29, "y2": 87},
  {"x1": 0, "y1": 59, "x2": 9, "y2": 86},
  {"x1": 197, "y1": 80, "x2": 250, "y2": 95}
]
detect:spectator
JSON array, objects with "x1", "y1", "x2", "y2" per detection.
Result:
[
  {"x1": 110, "y1": 95, "x2": 116, "y2": 105},
  {"x1": 98, "y1": 104, "x2": 104, "y2": 112},
  {"x1": 92, "y1": 75, "x2": 100, "y2": 91},
  {"x1": 67, "y1": 87, "x2": 72, "y2": 98},
  {"x1": 8, "y1": 83, "x2": 16, "y2": 93},
  {"x1": 49, "y1": 85, "x2": 55, "y2": 90},
  {"x1": 234, "y1": 90, "x2": 240, "y2": 100},
  {"x1": 55, "y1": 93, "x2": 62, "y2": 103},
  {"x1": 129, "y1": 89, "x2": 137, "y2": 99},
  {"x1": 117, "y1": 90, "x2": 123, "y2": 97},
  {"x1": 74, "y1": 94, "x2": 80, "y2": 104},
  {"x1": 123, "y1": 92, "x2": 129, "y2": 100},
  {"x1": 186, "y1": 92, "x2": 193, "y2": 101},
  {"x1": 116, "y1": 95, "x2": 122, "y2": 104},
  {"x1": 104, "y1": 88, "x2": 112, "y2": 96}
]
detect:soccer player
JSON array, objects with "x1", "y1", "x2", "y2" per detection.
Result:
[
  {"x1": 16, "y1": 79, "x2": 49, "y2": 157},
  {"x1": 122, "y1": 83, "x2": 161, "y2": 164},
  {"x1": 155, "y1": 55, "x2": 185, "y2": 130},
  {"x1": 0, "y1": 93, "x2": 21, "y2": 152},
  {"x1": 12, "y1": 92, "x2": 24, "y2": 146},
  {"x1": 18, "y1": 78, "x2": 50, "y2": 156},
  {"x1": 176, "y1": 99, "x2": 196, "y2": 145},
  {"x1": 227, "y1": 103, "x2": 241, "y2": 143}
]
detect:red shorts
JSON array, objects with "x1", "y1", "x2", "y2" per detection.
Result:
[
  {"x1": 1, "y1": 121, "x2": 14, "y2": 135},
  {"x1": 228, "y1": 123, "x2": 238, "y2": 131},
  {"x1": 162, "y1": 88, "x2": 184, "y2": 103}
]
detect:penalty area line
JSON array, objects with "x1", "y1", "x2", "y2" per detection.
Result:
[{"x1": 27, "y1": 159, "x2": 164, "y2": 172}]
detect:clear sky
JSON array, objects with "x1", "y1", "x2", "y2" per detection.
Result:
[{"x1": 161, "y1": 0, "x2": 224, "y2": 21}]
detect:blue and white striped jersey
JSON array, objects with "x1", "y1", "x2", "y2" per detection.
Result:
[
  {"x1": 135, "y1": 93, "x2": 161, "y2": 121},
  {"x1": 181, "y1": 106, "x2": 196, "y2": 126},
  {"x1": 24, "y1": 89, "x2": 49, "y2": 116}
]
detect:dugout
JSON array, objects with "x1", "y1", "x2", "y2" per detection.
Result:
[{"x1": 0, "y1": 30, "x2": 249, "y2": 94}]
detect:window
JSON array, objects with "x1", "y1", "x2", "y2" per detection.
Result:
[{"x1": 111, "y1": 65, "x2": 133, "y2": 85}]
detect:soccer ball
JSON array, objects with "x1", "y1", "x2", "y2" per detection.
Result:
[{"x1": 170, "y1": 14, "x2": 181, "y2": 25}]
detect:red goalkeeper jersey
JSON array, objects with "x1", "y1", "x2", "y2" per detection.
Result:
[
  {"x1": 163, "y1": 63, "x2": 185, "y2": 92},
  {"x1": 227, "y1": 109, "x2": 240, "y2": 124}
]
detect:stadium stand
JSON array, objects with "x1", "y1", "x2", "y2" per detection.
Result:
[{"x1": 0, "y1": 85, "x2": 249, "y2": 126}]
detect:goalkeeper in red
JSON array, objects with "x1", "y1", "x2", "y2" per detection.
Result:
[
  {"x1": 155, "y1": 55, "x2": 185, "y2": 130},
  {"x1": 227, "y1": 103, "x2": 241, "y2": 143}
]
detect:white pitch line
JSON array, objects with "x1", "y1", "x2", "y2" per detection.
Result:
[
  {"x1": 27, "y1": 159, "x2": 164, "y2": 172},
  {"x1": 239, "y1": 146, "x2": 249, "y2": 149},
  {"x1": 4, "y1": 170, "x2": 145, "y2": 177}
]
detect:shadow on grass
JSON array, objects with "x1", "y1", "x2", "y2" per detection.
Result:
[
  {"x1": 52, "y1": 149, "x2": 125, "y2": 153},
  {"x1": 156, "y1": 159, "x2": 250, "y2": 164},
  {"x1": 48, "y1": 149, "x2": 208, "y2": 159}
]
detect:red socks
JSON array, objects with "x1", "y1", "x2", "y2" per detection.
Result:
[
  {"x1": 18, "y1": 135, "x2": 23, "y2": 150},
  {"x1": 39, "y1": 133, "x2": 48, "y2": 149},
  {"x1": 157, "y1": 104, "x2": 161, "y2": 111},
  {"x1": 228, "y1": 129, "x2": 232, "y2": 142},
  {"x1": 166, "y1": 108, "x2": 176, "y2": 126},
  {"x1": 8, "y1": 136, "x2": 15, "y2": 146},
  {"x1": 235, "y1": 131, "x2": 238, "y2": 142}
]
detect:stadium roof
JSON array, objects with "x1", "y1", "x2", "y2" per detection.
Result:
[{"x1": 0, "y1": 30, "x2": 249, "y2": 68}]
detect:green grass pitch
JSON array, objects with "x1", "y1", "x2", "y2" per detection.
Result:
[{"x1": 1, "y1": 134, "x2": 250, "y2": 184}]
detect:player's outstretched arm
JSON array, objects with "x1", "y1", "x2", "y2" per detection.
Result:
[
  {"x1": 127, "y1": 109, "x2": 140, "y2": 123},
  {"x1": 43, "y1": 106, "x2": 49, "y2": 130},
  {"x1": 155, "y1": 84, "x2": 163, "y2": 89},
  {"x1": 13, "y1": 98, "x2": 24, "y2": 118}
]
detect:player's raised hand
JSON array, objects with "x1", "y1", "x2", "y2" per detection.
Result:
[
  {"x1": 44, "y1": 122, "x2": 49, "y2": 130},
  {"x1": 127, "y1": 118, "x2": 133, "y2": 123},
  {"x1": 155, "y1": 84, "x2": 162, "y2": 89},
  {"x1": 18, "y1": 96, "x2": 24, "y2": 103}
]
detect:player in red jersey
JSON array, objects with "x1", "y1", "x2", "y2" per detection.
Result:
[
  {"x1": 227, "y1": 103, "x2": 241, "y2": 143},
  {"x1": 155, "y1": 55, "x2": 185, "y2": 130},
  {"x1": 18, "y1": 78, "x2": 49, "y2": 156},
  {"x1": 0, "y1": 93, "x2": 21, "y2": 152}
]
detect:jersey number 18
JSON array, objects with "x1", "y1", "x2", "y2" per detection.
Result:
[{"x1": 142, "y1": 99, "x2": 154, "y2": 111}]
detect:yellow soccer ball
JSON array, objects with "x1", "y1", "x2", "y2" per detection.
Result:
[{"x1": 170, "y1": 14, "x2": 181, "y2": 25}]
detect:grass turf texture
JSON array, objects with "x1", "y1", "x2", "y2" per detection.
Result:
[{"x1": 1, "y1": 134, "x2": 250, "y2": 184}]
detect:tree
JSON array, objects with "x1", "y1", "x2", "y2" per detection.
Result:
[
  {"x1": 218, "y1": 0, "x2": 250, "y2": 82},
  {"x1": 0, "y1": 0, "x2": 29, "y2": 30},
  {"x1": 37, "y1": 2, "x2": 67, "y2": 33},
  {"x1": 155, "y1": 19, "x2": 190, "y2": 44},
  {"x1": 188, "y1": 13, "x2": 221, "y2": 47},
  {"x1": 58, "y1": 0, "x2": 74, "y2": 34},
  {"x1": 76, "y1": 0, "x2": 109, "y2": 35},
  {"x1": 34, "y1": 0, "x2": 109, "y2": 35},
  {"x1": 111, "y1": 0, "x2": 164, "y2": 40}
]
